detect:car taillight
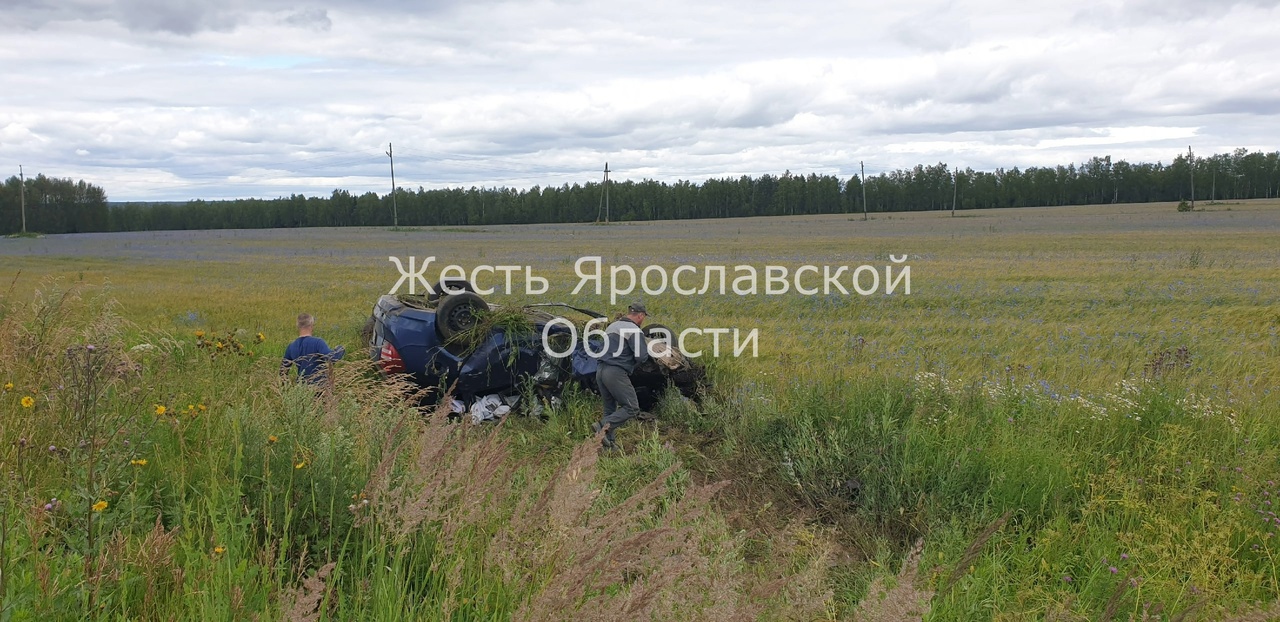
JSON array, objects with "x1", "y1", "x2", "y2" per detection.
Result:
[{"x1": 378, "y1": 341, "x2": 405, "y2": 375}]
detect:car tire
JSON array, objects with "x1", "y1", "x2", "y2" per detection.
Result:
[
  {"x1": 436, "y1": 292, "x2": 488, "y2": 343},
  {"x1": 428, "y1": 278, "x2": 476, "y2": 304},
  {"x1": 643, "y1": 323, "x2": 674, "y2": 341}
]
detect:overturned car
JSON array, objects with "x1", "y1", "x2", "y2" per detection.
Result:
[{"x1": 365, "y1": 281, "x2": 706, "y2": 419}]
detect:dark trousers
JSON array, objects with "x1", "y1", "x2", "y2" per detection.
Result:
[{"x1": 596, "y1": 363, "x2": 639, "y2": 444}]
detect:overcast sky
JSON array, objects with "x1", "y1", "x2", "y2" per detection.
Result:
[{"x1": 3, "y1": 0, "x2": 1278, "y2": 201}]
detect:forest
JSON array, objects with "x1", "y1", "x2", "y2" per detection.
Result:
[{"x1": 2, "y1": 149, "x2": 1277, "y2": 234}]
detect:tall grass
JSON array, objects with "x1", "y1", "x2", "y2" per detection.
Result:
[
  {"x1": 0, "y1": 282, "x2": 835, "y2": 620},
  {"x1": 3, "y1": 202, "x2": 1279, "y2": 619}
]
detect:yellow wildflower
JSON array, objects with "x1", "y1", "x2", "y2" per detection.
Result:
[
  {"x1": 195, "y1": 330, "x2": 205, "y2": 338},
  {"x1": 215, "y1": 342, "x2": 224, "y2": 349},
  {"x1": 294, "y1": 461, "x2": 306, "y2": 470},
  {"x1": 268, "y1": 435, "x2": 278, "y2": 444},
  {"x1": 130, "y1": 458, "x2": 148, "y2": 466},
  {"x1": 92, "y1": 500, "x2": 108, "y2": 512},
  {"x1": 256, "y1": 332, "x2": 265, "y2": 343},
  {"x1": 21, "y1": 396, "x2": 35, "y2": 408},
  {"x1": 3, "y1": 382, "x2": 12, "y2": 391},
  {"x1": 154, "y1": 404, "x2": 167, "y2": 416}
]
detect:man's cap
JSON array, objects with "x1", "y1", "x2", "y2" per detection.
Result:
[{"x1": 628, "y1": 302, "x2": 649, "y2": 316}]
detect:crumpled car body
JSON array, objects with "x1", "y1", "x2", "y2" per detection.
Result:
[{"x1": 367, "y1": 291, "x2": 704, "y2": 411}]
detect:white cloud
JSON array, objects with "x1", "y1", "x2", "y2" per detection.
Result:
[{"x1": 0, "y1": 0, "x2": 1277, "y2": 200}]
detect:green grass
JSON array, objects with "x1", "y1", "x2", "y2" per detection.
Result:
[{"x1": 1, "y1": 199, "x2": 1279, "y2": 619}]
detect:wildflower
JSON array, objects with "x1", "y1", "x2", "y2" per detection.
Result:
[
  {"x1": 86, "y1": 344, "x2": 96, "y2": 352},
  {"x1": 1062, "y1": 575, "x2": 1072, "y2": 583},
  {"x1": 48, "y1": 445, "x2": 57, "y2": 452},
  {"x1": 3, "y1": 382, "x2": 12, "y2": 391},
  {"x1": 213, "y1": 545, "x2": 226, "y2": 555},
  {"x1": 195, "y1": 330, "x2": 205, "y2": 338},
  {"x1": 268, "y1": 435, "x2": 278, "y2": 444},
  {"x1": 197, "y1": 404, "x2": 207, "y2": 412},
  {"x1": 256, "y1": 332, "x2": 265, "y2": 343},
  {"x1": 21, "y1": 396, "x2": 35, "y2": 408},
  {"x1": 216, "y1": 341, "x2": 224, "y2": 349},
  {"x1": 92, "y1": 500, "x2": 108, "y2": 512},
  {"x1": 295, "y1": 461, "x2": 306, "y2": 469},
  {"x1": 154, "y1": 404, "x2": 167, "y2": 416},
  {"x1": 1120, "y1": 553, "x2": 1129, "y2": 561},
  {"x1": 130, "y1": 458, "x2": 148, "y2": 466},
  {"x1": 1109, "y1": 566, "x2": 1118, "y2": 574}
]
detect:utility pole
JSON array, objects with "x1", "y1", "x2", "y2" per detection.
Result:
[
  {"x1": 1187, "y1": 145, "x2": 1195, "y2": 210},
  {"x1": 951, "y1": 166, "x2": 958, "y2": 217},
  {"x1": 604, "y1": 162, "x2": 610, "y2": 223},
  {"x1": 19, "y1": 165, "x2": 27, "y2": 234},
  {"x1": 860, "y1": 161, "x2": 867, "y2": 221},
  {"x1": 387, "y1": 143, "x2": 398, "y2": 228}
]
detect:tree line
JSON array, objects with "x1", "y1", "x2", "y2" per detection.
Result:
[
  {"x1": 2, "y1": 149, "x2": 1278, "y2": 235},
  {"x1": 0, "y1": 174, "x2": 108, "y2": 234}
]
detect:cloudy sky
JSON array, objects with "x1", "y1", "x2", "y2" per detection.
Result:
[{"x1": 3, "y1": 0, "x2": 1278, "y2": 201}]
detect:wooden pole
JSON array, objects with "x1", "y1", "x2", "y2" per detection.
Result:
[
  {"x1": 387, "y1": 143, "x2": 398, "y2": 228},
  {"x1": 860, "y1": 161, "x2": 867, "y2": 221},
  {"x1": 19, "y1": 165, "x2": 26, "y2": 234}
]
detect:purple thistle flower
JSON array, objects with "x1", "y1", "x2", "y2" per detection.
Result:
[
  {"x1": 1109, "y1": 566, "x2": 1118, "y2": 574},
  {"x1": 1062, "y1": 575, "x2": 1072, "y2": 583}
]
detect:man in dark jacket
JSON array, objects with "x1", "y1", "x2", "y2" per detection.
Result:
[
  {"x1": 592, "y1": 302, "x2": 649, "y2": 450},
  {"x1": 280, "y1": 313, "x2": 345, "y2": 386}
]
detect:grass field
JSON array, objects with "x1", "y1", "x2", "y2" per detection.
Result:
[{"x1": 1, "y1": 199, "x2": 1279, "y2": 620}]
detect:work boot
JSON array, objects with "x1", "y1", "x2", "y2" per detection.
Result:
[{"x1": 591, "y1": 422, "x2": 616, "y2": 448}]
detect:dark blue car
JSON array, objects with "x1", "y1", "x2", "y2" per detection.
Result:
[{"x1": 367, "y1": 286, "x2": 704, "y2": 411}]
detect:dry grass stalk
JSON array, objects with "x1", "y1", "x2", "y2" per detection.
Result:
[
  {"x1": 1099, "y1": 572, "x2": 1132, "y2": 622},
  {"x1": 130, "y1": 516, "x2": 180, "y2": 614},
  {"x1": 513, "y1": 453, "x2": 761, "y2": 622},
  {"x1": 284, "y1": 561, "x2": 336, "y2": 622},
  {"x1": 1220, "y1": 600, "x2": 1280, "y2": 621},
  {"x1": 850, "y1": 538, "x2": 933, "y2": 622},
  {"x1": 941, "y1": 510, "x2": 1011, "y2": 592}
]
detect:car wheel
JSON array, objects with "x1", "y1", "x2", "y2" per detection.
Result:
[
  {"x1": 436, "y1": 292, "x2": 488, "y2": 343},
  {"x1": 643, "y1": 323, "x2": 674, "y2": 341},
  {"x1": 428, "y1": 278, "x2": 476, "y2": 304}
]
